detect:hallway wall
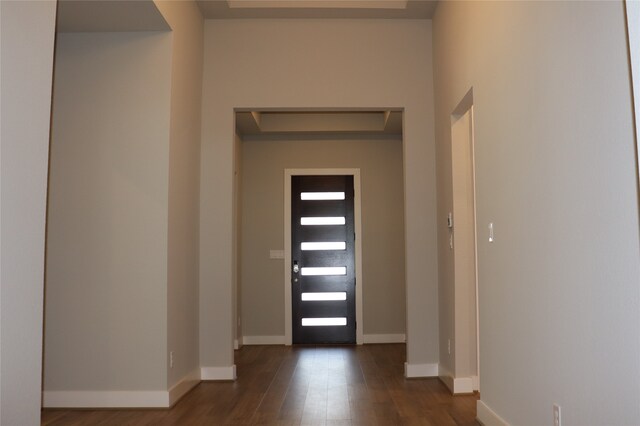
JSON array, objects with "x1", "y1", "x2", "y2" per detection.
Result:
[
  {"x1": 200, "y1": 19, "x2": 438, "y2": 371},
  {"x1": 45, "y1": 31, "x2": 173, "y2": 393},
  {"x1": 239, "y1": 137, "x2": 406, "y2": 339},
  {"x1": 154, "y1": 0, "x2": 205, "y2": 392},
  {"x1": 433, "y1": 1, "x2": 640, "y2": 424},
  {"x1": 0, "y1": 1, "x2": 57, "y2": 424},
  {"x1": 44, "y1": 0, "x2": 204, "y2": 404}
]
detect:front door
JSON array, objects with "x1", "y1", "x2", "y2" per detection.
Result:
[{"x1": 291, "y1": 175, "x2": 356, "y2": 344}]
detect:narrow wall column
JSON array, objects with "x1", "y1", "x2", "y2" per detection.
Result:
[{"x1": 0, "y1": 1, "x2": 57, "y2": 424}]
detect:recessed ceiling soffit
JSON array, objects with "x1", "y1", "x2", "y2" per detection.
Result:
[{"x1": 236, "y1": 111, "x2": 403, "y2": 138}]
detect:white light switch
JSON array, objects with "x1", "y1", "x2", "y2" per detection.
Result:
[
  {"x1": 488, "y1": 223, "x2": 494, "y2": 243},
  {"x1": 269, "y1": 249, "x2": 285, "y2": 259}
]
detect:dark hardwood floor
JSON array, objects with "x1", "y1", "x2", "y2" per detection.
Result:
[{"x1": 42, "y1": 344, "x2": 479, "y2": 425}]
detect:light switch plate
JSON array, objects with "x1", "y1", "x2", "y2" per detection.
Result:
[{"x1": 269, "y1": 249, "x2": 285, "y2": 259}]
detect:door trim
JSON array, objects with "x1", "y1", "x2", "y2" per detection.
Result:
[
  {"x1": 284, "y1": 168, "x2": 363, "y2": 345},
  {"x1": 450, "y1": 90, "x2": 480, "y2": 392}
]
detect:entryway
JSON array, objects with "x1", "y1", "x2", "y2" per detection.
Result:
[
  {"x1": 233, "y1": 109, "x2": 407, "y2": 352},
  {"x1": 290, "y1": 174, "x2": 357, "y2": 344}
]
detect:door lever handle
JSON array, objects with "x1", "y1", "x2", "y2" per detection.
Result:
[{"x1": 293, "y1": 260, "x2": 299, "y2": 274}]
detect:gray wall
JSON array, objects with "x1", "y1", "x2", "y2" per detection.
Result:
[
  {"x1": 433, "y1": 1, "x2": 640, "y2": 424},
  {"x1": 0, "y1": 1, "x2": 57, "y2": 424},
  {"x1": 45, "y1": 0, "x2": 204, "y2": 397},
  {"x1": 200, "y1": 19, "x2": 437, "y2": 369},
  {"x1": 239, "y1": 137, "x2": 406, "y2": 338},
  {"x1": 45, "y1": 31, "x2": 173, "y2": 391},
  {"x1": 156, "y1": 0, "x2": 204, "y2": 390}
]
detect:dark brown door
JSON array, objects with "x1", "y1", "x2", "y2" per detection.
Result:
[{"x1": 291, "y1": 175, "x2": 356, "y2": 344}]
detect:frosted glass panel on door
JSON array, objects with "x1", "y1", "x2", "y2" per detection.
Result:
[
  {"x1": 302, "y1": 317, "x2": 347, "y2": 326},
  {"x1": 301, "y1": 192, "x2": 346, "y2": 200},
  {"x1": 301, "y1": 242, "x2": 346, "y2": 251},
  {"x1": 300, "y1": 217, "x2": 346, "y2": 226},
  {"x1": 301, "y1": 292, "x2": 347, "y2": 301},
  {"x1": 300, "y1": 266, "x2": 347, "y2": 276}
]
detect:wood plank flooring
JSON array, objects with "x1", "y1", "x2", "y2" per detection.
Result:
[{"x1": 42, "y1": 344, "x2": 479, "y2": 426}]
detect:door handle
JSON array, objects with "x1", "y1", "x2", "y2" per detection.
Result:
[{"x1": 293, "y1": 260, "x2": 299, "y2": 274}]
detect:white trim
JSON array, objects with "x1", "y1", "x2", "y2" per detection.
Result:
[
  {"x1": 451, "y1": 93, "x2": 481, "y2": 392},
  {"x1": 453, "y1": 377, "x2": 474, "y2": 394},
  {"x1": 363, "y1": 333, "x2": 406, "y2": 344},
  {"x1": 43, "y1": 390, "x2": 170, "y2": 408},
  {"x1": 477, "y1": 400, "x2": 510, "y2": 426},
  {"x1": 284, "y1": 168, "x2": 364, "y2": 345},
  {"x1": 242, "y1": 335, "x2": 285, "y2": 345},
  {"x1": 200, "y1": 365, "x2": 236, "y2": 381},
  {"x1": 470, "y1": 105, "x2": 480, "y2": 392},
  {"x1": 42, "y1": 369, "x2": 203, "y2": 408},
  {"x1": 438, "y1": 364, "x2": 477, "y2": 394},
  {"x1": 353, "y1": 171, "x2": 363, "y2": 345},
  {"x1": 626, "y1": 0, "x2": 640, "y2": 189},
  {"x1": 404, "y1": 362, "x2": 438, "y2": 378},
  {"x1": 234, "y1": 339, "x2": 240, "y2": 350},
  {"x1": 168, "y1": 369, "x2": 201, "y2": 406}
]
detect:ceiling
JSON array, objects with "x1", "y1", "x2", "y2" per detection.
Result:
[
  {"x1": 57, "y1": 0, "x2": 169, "y2": 33},
  {"x1": 197, "y1": 0, "x2": 438, "y2": 19},
  {"x1": 236, "y1": 110, "x2": 403, "y2": 139},
  {"x1": 56, "y1": 0, "x2": 437, "y2": 33}
]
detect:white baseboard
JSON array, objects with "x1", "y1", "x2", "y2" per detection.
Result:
[
  {"x1": 43, "y1": 368, "x2": 203, "y2": 408},
  {"x1": 404, "y1": 362, "x2": 439, "y2": 378},
  {"x1": 438, "y1": 365, "x2": 477, "y2": 394},
  {"x1": 438, "y1": 364, "x2": 455, "y2": 392},
  {"x1": 234, "y1": 339, "x2": 240, "y2": 350},
  {"x1": 363, "y1": 333, "x2": 406, "y2": 344},
  {"x1": 453, "y1": 376, "x2": 474, "y2": 394},
  {"x1": 42, "y1": 390, "x2": 170, "y2": 408},
  {"x1": 200, "y1": 365, "x2": 236, "y2": 381},
  {"x1": 477, "y1": 400, "x2": 510, "y2": 426},
  {"x1": 472, "y1": 374, "x2": 479, "y2": 391},
  {"x1": 168, "y1": 368, "x2": 201, "y2": 406},
  {"x1": 242, "y1": 335, "x2": 285, "y2": 345}
]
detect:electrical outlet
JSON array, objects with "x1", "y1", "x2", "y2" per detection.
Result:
[
  {"x1": 170, "y1": 351, "x2": 174, "y2": 368},
  {"x1": 448, "y1": 339, "x2": 451, "y2": 355},
  {"x1": 553, "y1": 404, "x2": 561, "y2": 426}
]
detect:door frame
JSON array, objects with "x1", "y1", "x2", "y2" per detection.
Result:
[
  {"x1": 450, "y1": 90, "x2": 480, "y2": 392},
  {"x1": 626, "y1": 1, "x2": 640, "y2": 189},
  {"x1": 284, "y1": 168, "x2": 363, "y2": 345}
]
